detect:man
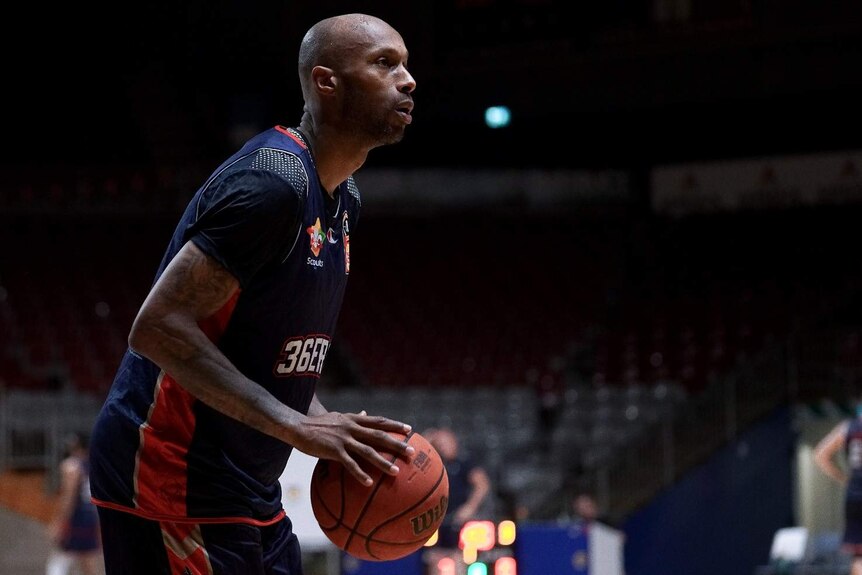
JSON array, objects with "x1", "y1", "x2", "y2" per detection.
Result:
[
  {"x1": 426, "y1": 427, "x2": 491, "y2": 550},
  {"x1": 565, "y1": 491, "x2": 626, "y2": 575},
  {"x1": 814, "y1": 406, "x2": 862, "y2": 575},
  {"x1": 46, "y1": 433, "x2": 101, "y2": 575},
  {"x1": 567, "y1": 492, "x2": 614, "y2": 533},
  {"x1": 89, "y1": 13, "x2": 417, "y2": 575}
]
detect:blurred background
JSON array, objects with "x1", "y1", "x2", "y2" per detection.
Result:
[{"x1": 2, "y1": 1, "x2": 862, "y2": 574}]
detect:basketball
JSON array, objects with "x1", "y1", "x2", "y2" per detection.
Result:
[{"x1": 310, "y1": 430, "x2": 449, "y2": 561}]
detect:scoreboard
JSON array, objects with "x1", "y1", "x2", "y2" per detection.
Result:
[{"x1": 341, "y1": 519, "x2": 623, "y2": 575}]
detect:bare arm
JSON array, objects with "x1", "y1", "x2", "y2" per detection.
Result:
[
  {"x1": 454, "y1": 465, "x2": 492, "y2": 524},
  {"x1": 307, "y1": 393, "x2": 328, "y2": 417},
  {"x1": 129, "y1": 241, "x2": 412, "y2": 484},
  {"x1": 814, "y1": 421, "x2": 849, "y2": 486}
]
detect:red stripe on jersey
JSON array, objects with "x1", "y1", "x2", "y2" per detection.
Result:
[
  {"x1": 274, "y1": 124, "x2": 307, "y2": 148},
  {"x1": 199, "y1": 290, "x2": 241, "y2": 340},
  {"x1": 161, "y1": 522, "x2": 214, "y2": 575},
  {"x1": 133, "y1": 290, "x2": 241, "y2": 518},
  {"x1": 91, "y1": 498, "x2": 286, "y2": 526},
  {"x1": 134, "y1": 372, "x2": 196, "y2": 515}
]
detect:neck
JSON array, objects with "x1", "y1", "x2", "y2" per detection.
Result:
[{"x1": 297, "y1": 116, "x2": 369, "y2": 195}]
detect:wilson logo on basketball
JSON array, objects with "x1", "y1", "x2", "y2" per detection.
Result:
[{"x1": 409, "y1": 495, "x2": 448, "y2": 536}]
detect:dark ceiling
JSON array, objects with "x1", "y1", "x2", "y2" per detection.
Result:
[{"x1": 6, "y1": 0, "x2": 862, "y2": 172}]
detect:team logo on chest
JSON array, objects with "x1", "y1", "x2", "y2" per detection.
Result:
[{"x1": 307, "y1": 217, "x2": 325, "y2": 257}]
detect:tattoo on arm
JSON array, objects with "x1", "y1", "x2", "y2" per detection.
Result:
[
  {"x1": 162, "y1": 244, "x2": 238, "y2": 318},
  {"x1": 132, "y1": 241, "x2": 298, "y2": 438},
  {"x1": 143, "y1": 242, "x2": 240, "y2": 361}
]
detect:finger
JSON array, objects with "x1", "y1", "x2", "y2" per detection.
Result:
[
  {"x1": 340, "y1": 442, "x2": 401, "y2": 483},
  {"x1": 354, "y1": 427, "x2": 416, "y2": 459},
  {"x1": 352, "y1": 441, "x2": 404, "y2": 476},
  {"x1": 341, "y1": 454, "x2": 374, "y2": 486},
  {"x1": 352, "y1": 413, "x2": 412, "y2": 434}
]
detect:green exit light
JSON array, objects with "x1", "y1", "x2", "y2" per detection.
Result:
[{"x1": 484, "y1": 106, "x2": 511, "y2": 128}]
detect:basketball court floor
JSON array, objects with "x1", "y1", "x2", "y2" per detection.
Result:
[{"x1": 0, "y1": 507, "x2": 52, "y2": 575}]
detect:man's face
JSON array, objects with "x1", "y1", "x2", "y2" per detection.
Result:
[
  {"x1": 337, "y1": 21, "x2": 416, "y2": 147},
  {"x1": 575, "y1": 495, "x2": 597, "y2": 520}
]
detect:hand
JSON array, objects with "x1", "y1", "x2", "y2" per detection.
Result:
[{"x1": 291, "y1": 410, "x2": 414, "y2": 485}]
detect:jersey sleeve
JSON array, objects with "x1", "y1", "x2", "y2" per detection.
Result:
[{"x1": 188, "y1": 168, "x2": 304, "y2": 288}]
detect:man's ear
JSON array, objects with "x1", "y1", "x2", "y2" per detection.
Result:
[{"x1": 312, "y1": 66, "x2": 336, "y2": 95}]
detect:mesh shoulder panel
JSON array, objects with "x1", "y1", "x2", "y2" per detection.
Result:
[
  {"x1": 346, "y1": 175, "x2": 361, "y2": 206},
  {"x1": 250, "y1": 148, "x2": 308, "y2": 193}
]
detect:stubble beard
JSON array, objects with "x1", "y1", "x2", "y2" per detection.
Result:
[{"x1": 343, "y1": 91, "x2": 406, "y2": 149}]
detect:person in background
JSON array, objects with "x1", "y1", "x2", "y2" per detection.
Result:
[
  {"x1": 563, "y1": 490, "x2": 626, "y2": 573},
  {"x1": 534, "y1": 370, "x2": 564, "y2": 453},
  {"x1": 426, "y1": 427, "x2": 492, "y2": 549},
  {"x1": 46, "y1": 432, "x2": 101, "y2": 575},
  {"x1": 814, "y1": 406, "x2": 862, "y2": 575},
  {"x1": 569, "y1": 492, "x2": 606, "y2": 533}
]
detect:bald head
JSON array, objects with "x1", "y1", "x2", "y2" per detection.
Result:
[
  {"x1": 298, "y1": 13, "x2": 399, "y2": 98},
  {"x1": 294, "y1": 12, "x2": 415, "y2": 163}
]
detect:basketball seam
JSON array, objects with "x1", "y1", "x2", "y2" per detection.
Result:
[
  {"x1": 343, "y1": 430, "x2": 415, "y2": 554},
  {"x1": 363, "y1": 466, "x2": 448, "y2": 560},
  {"x1": 310, "y1": 463, "x2": 347, "y2": 530}
]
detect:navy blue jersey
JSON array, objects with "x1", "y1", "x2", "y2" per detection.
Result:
[
  {"x1": 846, "y1": 417, "x2": 862, "y2": 501},
  {"x1": 90, "y1": 126, "x2": 359, "y2": 525},
  {"x1": 437, "y1": 456, "x2": 478, "y2": 548}
]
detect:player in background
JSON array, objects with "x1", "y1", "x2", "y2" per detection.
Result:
[
  {"x1": 814, "y1": 404, "x2": 862, "y2": 575},
  {"x1": 425, "y1": 426, "x2": 491, "y2": 574},
  {"x1": 89, "y1": 13, "x2": 417, "y2": 575},
  {"x1": 46, "y1": 432, "x2": 101, "y2": 575}
]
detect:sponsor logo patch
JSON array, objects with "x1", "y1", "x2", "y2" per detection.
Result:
[{"x1": 307, "y1": 217, "x2": 325, "y2": 257}]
